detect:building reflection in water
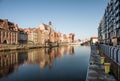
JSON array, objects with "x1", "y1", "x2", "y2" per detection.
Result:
[
  {"x1": 68, "y1": 45, "x2": 74, "y2": 55},
  {"x1": 0, "y1": 51, "x2": 18, "y2": 77},
  {"x1": 0, "y1": 46, "x2": 74, "y2": 78}
]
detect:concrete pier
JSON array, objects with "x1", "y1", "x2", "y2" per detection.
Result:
[{"x1": 86, "y1": 45, "x2": 117, "y2": 81}]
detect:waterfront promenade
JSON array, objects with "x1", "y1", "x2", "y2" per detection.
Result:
[{"x1": 86, "y1": 45, "x2": 117, "y2": 81}]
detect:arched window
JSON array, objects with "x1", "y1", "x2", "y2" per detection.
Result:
[
  {"x1": 3, "y1": 31, "x2": 5, "y2": 37},
  {"x1": 6, "y1": 32, "x2": 8, "y2": 37},
  {"x1": 0, "y1": 31, "x2": 1, "y2": 38},
  {"x1": 3, "y1": 40, "x2": 7, "y2": 44}
]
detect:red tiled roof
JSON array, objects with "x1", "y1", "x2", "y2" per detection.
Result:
[{"x1": 91, "y1": 37, "x2": 98, "y2": 39}]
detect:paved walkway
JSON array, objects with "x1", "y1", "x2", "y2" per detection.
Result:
[{"x1": 86, "y1": 45, "x2": 117, "y2": 81}]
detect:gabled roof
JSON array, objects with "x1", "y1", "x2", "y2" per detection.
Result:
[{"x1": 91, "y1": 37, "x2": 98, "y2": 39}]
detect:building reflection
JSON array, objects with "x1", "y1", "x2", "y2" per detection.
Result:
[
  {"x1": 0, "y1": 46, "x2": 75, "y2": 78},
  {"x1": 0, "y1": 51, "x2": 18, "y2": 77},
  {"x1": 68, "y1": 45, "x2": 74, "y2": 55},
  {"x1": 18, "y1": 51, "x2": 28, "y2": 65},
  {"x1": 57, "y1": 46, "x2": 67, "y2": 57}
]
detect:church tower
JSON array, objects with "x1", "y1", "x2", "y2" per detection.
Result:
[{"x1": 49, "y1": 21, "x2": 52, "y2": 26}]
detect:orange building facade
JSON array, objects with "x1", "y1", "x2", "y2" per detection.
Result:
[{"x1": 0, "y1": 19, "x2": 75, "y2": 45}]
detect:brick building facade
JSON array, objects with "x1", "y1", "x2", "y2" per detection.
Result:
[{"x1": 0, "y1": 19, "x2": 18, "y2": 44}]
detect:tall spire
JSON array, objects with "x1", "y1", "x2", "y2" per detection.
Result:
[{"x1": 49, "y1": 21, "x2": 52, "y2": 25}]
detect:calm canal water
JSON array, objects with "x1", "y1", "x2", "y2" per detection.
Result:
[{"x1": 0, "y1": 45, "x2": 90, "y2": 81}]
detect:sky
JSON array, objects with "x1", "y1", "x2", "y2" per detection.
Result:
[{"x1": 0, "y1": 0, "x2": 109, "y2": 40}]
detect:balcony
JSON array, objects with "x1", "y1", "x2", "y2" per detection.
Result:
[
  {"x1": 115, "y1": 1, "x2": 119, "y2": 8},
  {"x1": 116, "y1": 23, "x2": 120, "y2": 28}
]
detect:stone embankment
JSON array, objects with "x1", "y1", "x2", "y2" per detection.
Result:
[
  {"x1": 99, "y1": 44, "x2": 120, "y2": 80},
  {"x1": 86, "y1": 44, "x2": 118, "y2": 81},
  {"x1": 0, "y1": 43, "x2": 59, "y2": 52}
]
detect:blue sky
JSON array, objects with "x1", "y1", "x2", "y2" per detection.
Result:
[{"x1": 0, "y1": 0, "x2": 109, "y2": 39}]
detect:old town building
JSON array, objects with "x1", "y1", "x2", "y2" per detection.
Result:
[
  {"x1": 62, "y1": 34, "x2": 68, "y2": 43},
  {"x1": 24, "y1": 28, "x2": 39, "y2": 44},
  {"x1": 49, "y1": 29, "x2": 56, "y2": 43},
  {"x1": 0, "y1": 19, "x2": 18, "y2": 44},
  {"x1": 39, "y1": 22, "x2": 51, "y2": 44},
  {"x1": 24, "y1": 22, "x2": 52, "y2": 45},
  {"x1": 25, "y1": 21, "x2": 53, "y2": 45},
  {"x1": 0, "y1": 19, "x2": 75, "y2": 45},
  {"x1": 18, "y1": 28, "x2": 28, "y2": 44},
  {"x1": 56, "y1": 32, "x2": 61, "y2": 43},
  {"x1": 68, "y1": 33, "x2": 75, "y2": 43}
]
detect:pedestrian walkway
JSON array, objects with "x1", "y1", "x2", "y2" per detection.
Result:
[{"x1": 86, "y1": 45, "x2": 117, "y2": 81}]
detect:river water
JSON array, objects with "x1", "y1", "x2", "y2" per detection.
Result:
[{"x1": 0, "y1": 45, "x2": 90, "y2": 81}]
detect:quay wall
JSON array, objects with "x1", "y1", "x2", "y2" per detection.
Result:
[
  {"x1": 0, "y1": 44, "x2": 59, "y2": 52},
  {"x1": 98, "y1": 44, "x2": 120, "y2": 80}
]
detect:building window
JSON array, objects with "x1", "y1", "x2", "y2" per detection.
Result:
[
  {"x1": 6, "y1": 32, "x2": 8, "y2": 38},
  {"x1": 0, "y1": 31, "x2": 1, "y2": 44},
  {"x1": 3, "y1": 32, "x2": 5, "y2": 38}
]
